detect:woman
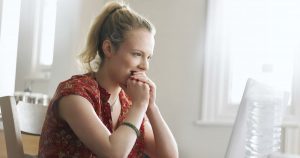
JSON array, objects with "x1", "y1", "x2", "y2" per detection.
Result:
[{"x1": 38, "y1": 1, "x2": 178, "y2": 158}]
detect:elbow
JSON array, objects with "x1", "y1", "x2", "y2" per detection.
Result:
[
  {"x1": 165, "y1": 152, "x2": 179, "y2": 158},
  {"x1": 95, "y1": 147, "x2": 129, "y2": 158},
  {"x1": 99, "y1": 137, "x2": 130, "y2": 158},
  {"x1": 106, "y1": 147, "x2": 130, "y2": 158},
  {"x1": 158, "y1": 148, "x2": 179, "y2": 158},
  {"x1": 173, "y1": 152, "x2": 179, "y2": 158},
  {"x1": 96, "y1": 152, "x2": 128, "y2": 158},
  {"x1": 156, "y1": 153, "x2": 179, "y2": 158},
  {"x1": 110, "y1": 153, "x2": 128, "y2": 158},
  {"x1": 173, "y1": 148, "x2": 179, "y2": 158},
  {"x1": 155, "y1": 151, "x2": 179, "y2": 158}
]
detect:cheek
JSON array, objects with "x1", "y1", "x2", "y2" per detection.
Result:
[
  {"x1": 118, "y1": 55, "x2": 137, "y2": 69},
  {"x1": 111, "y1": 56, "x2": 135, "y2": 80}
]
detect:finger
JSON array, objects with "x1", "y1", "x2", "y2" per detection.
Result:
[
  {"x1": 130, "y1": 76, "x2": 155, "y2": 91},
  {"x1": 126, "y1": 78, "x2": 134, "y2": 88},
  {"x1": 129, "y1": 77, "x2": 148, "y2": 89},
  {"x1": 129, "y1": 74, "x2": 155, "y2": 88},
  {"x1": 131, "y1": 71, "x2": 145, "y2": 75},
  {"x1": 129, "y1": 77, "x2": 145, "y2": 85},
  {"x1": 142, "y1": 81, "x2": 150, "y2": 90},
  {"x1": 131, "y1": 75, "x2": 153, "y2": 84},
  {"x1": 130, "y1": 76, "x2": 149, "y2": 84},
  {"x1": 131, "y1": 73, "x2": 147, "y2": 78}
]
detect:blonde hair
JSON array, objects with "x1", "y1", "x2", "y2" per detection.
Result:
[{"x1": 79, "y1": 1, "x2": 156, "y2": 72}]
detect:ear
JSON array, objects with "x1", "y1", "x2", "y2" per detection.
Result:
[{"x1": 102, "y1": 39, "x2": 114, "y2": 59}]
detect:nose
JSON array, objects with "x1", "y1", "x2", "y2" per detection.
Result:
[{"x1": 138, "y1": 58, "x2": 149, "y2": 71}]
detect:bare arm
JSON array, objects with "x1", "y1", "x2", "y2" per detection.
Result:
[
  {"x1": 143, "y1": 104, "x2": 179, "y2": 158},
  {"x1": 129, "y1": 72, "x2": 179, "y2": 157},
  {"x1": 59, "y1": 79, "x2": 150, "y2": 158}
]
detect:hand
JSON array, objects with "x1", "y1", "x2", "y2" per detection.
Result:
[
  {"x1": 129, "y1": 72, "x2": 156, "y2": 109},
  {"x1": 120, "y1": 77, "x2": 150, "y2": 108}
]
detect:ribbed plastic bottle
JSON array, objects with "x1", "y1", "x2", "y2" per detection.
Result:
[{"x1": 245, "y1": 95, "x2": 283, "y2": 158}]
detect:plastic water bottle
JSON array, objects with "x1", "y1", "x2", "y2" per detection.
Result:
[{"x1": 245, "y1": 85, "x2": 287, "y2": 158}]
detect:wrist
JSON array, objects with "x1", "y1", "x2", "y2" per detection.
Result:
[
  {"x1": 131, "y1": 101, "x2": 148, "y2": 111},
  {"x1": 146, "y1": 103, "x2": 158, "y2": 115},
  {"x1": 132, "y1": 99, "x2": 148, "y2": 105}
]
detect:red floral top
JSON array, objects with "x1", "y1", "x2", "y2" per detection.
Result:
[{"x1": 38, "y1": 74, "x2": 146, "y2": 158}]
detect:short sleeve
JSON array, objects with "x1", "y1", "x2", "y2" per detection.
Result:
[{"x1": 49, "y1": 75, "x2": 100, "y2": 118}]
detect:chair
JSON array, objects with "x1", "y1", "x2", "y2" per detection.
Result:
[{"x1": 0, "y1": 96, "x2": 47, "y2": 158}]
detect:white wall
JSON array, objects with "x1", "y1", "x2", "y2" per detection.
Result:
[
  {"x1": 15, "y1": 0, "x2": 41, "y2": 93},
  {"x1": 48, "y1": 0, "x2": 82, "y2": 95},
  {"x1": 128, "y1": 0, "x2": 231, "y2": 157},
  {"x1": 15, "y1": 0, "x2": 233, "y2": 157}
]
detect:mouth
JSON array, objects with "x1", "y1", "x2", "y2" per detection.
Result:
[
  {"x1": 130, "y1": 70, "x2": 137, "y2": 76},
  {"x1": 121, "y1": 71, "x2": 136, "y2": 87}
]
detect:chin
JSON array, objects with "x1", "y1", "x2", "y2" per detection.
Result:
[
  {"x1": 118, "y1": 76, "x2": 128, "y2": 85},
  {"x1": 116, "y1": 71, "x2": 131, "y2": 85},
  {"x1": 119, "y1": 82, "x2": 127, "y2": 89}
]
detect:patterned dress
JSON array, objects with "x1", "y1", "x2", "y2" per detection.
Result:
[{"x1": 38, "y1": 73, "x2": 146, "y2": 158}]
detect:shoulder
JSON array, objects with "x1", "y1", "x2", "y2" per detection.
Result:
[
  {"x1": 58, "y1": 74, "x2": 98, "y2": 91},
  {"x1": 52, "y1": 73, "x2": 100, "y2": 105}
]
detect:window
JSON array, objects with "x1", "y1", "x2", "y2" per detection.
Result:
[
  {"x1": 198, "y1": 0, "x2": 300, "y2": 124},
  {"x1": 38, "y1": 0, "x2": 57, "y2": 66},
  {"x1": 227, "y1": 1, "x2": 297, "y2": 107},
  {"x1": 0, "y1": 0, "x2": 21, "y2": 95},
  {"x1": 32, "y1": 0, "x2": 57, "y2": 77},
  {"x1": 197, "y1": 0, "x2": 300, "y2": 153}
]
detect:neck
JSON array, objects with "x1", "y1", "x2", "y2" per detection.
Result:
[{"x1": 95, "y1": 65, "x2": 121, "y2": 100}]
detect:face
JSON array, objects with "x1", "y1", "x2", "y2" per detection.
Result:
[{"x1": 107, "y1": 28, "x2": 155, "y2": 85}]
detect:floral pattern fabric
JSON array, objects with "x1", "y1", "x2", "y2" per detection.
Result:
[{"x1": 38, "y1": 73, "x2": 145, "y2": 158}]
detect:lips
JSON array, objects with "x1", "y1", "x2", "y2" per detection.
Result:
[{"x1": 130, "y1": 70, "x2": 137, "y2": 76}]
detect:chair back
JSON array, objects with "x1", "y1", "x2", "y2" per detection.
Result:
[
  {"x1": 17, "y1": 101, "x2": 47, "y2": 135},
  {"x1": 0, "y1": 96, "x2": 47, "y2": 158}
]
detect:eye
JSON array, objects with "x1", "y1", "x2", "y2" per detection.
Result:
[
  {"x1": 147, "y1": 56, "x2": 152, "y2": 60},
  {"x1": 132, "y1": 52, "x2": 142, "y2": 57}
]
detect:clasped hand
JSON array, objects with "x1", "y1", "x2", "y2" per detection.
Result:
[{"x1": 122, "y1": 71, "x2": 156, "y2": 110}]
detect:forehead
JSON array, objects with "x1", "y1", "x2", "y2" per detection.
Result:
[{"x1": 121, "y1": 29, "x2": 155, "y2": 55}]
